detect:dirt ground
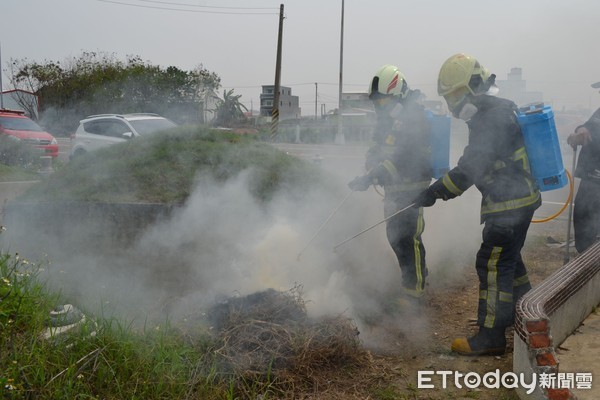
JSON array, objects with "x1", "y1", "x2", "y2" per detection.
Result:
[{"x1": 301, "y1": 232, "x2": 569, "y2": 400}]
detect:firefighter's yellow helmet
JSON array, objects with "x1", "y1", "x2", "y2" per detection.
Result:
[
  {"x1": 369, "y1": 65, "x2": 410, "y2": 101},
  {"x1": 437, "y1": 53, "x2": 491, "y2": 96}
]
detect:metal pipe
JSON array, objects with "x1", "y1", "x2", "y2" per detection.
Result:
[
  {"x1": 0, "y1": 42, "x2": 4, "y2": 109},
  {"x1": 564, "y1": 146, "x2": 578, "y2": 264},
  {"x1": 335, "y1": 0, "x2": 345, "y2": 145}
]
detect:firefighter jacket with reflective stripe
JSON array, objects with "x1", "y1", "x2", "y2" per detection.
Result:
[
  {"x1": 365, "y1": 99, "x2": 433, "y2": 203},
  {"x1": 574, "y1": 107, "x2": 600, "y2": 183},
  {"x1": 430, "y1": 95, "x2": 541, "y2": 222}
]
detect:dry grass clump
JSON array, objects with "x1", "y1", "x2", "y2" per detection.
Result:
[{"x1": 207, "y1": 286, "x2": 373, "y2": 395}]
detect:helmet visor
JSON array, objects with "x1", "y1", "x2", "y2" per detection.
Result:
[{"x1": 444, "y1": 86, "x2": 470, "y2": 112}]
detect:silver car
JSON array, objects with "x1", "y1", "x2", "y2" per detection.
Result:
[{"x1": 70, "y1": 113, "x2": 177, "y2": 159}]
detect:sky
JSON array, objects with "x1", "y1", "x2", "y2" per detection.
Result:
[{"x1": 2, "y1": 0, "x2": 600, "y2": 116}]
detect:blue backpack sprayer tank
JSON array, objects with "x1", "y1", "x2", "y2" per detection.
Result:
[
  {"x1": 426, "y1": 110, "x2": 452, "y2": 179},
  {"x1": 516, "y1": 102, "x2": 576, "y2": 262},
  {"x1": 516, "y1": 103, "x2": 568, "y2": 192}
]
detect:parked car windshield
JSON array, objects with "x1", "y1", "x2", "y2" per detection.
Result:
[
  {"x1": 0, "y1": 116, "x2": 44, "y2": 132},
  {"x1": 129, "y1": 119, "x2": 177, "y2": 135}
]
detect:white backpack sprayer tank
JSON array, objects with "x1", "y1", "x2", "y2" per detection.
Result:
[{"x1": 515, "y1": 103, "x2": 567, "y2": 192}]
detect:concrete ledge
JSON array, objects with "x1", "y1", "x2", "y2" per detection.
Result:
[{"x1": 514, "y1": 240, "x2": 600, "y2": 400}]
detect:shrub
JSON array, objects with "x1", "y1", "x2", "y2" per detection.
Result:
[{"x1": 0, "y1": 135, "x2": 44, "y2": 169}]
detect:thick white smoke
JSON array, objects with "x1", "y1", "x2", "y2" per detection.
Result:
[{"x1": 33, "y1": 126, "x2": 483, "y2": 351}]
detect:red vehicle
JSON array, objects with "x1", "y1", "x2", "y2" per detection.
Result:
[{"x1": 0, "y1": 109, "x2": 59, "y2": 158}]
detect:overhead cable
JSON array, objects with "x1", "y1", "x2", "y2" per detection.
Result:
[
  {"x1": 134, "y1": 0, "x2": 277, "y2": 9},
  {"x1": 95, "y1": 0, "x2": 279, "y2": 14}
]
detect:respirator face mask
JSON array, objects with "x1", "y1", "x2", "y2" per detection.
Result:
[
  {"x1": 457, "y1": 102, "x2": 478, "y2": 121},
  {"x1": 388, "y1": 102, "x2": 404, "y2": 119},
  {"x1": 453, "y1": 84, "x2": 498, "y2": 121},
  {"x1": 445, "y1": 87, "x2": 477, "y2": 121},
  {"x1": 373, "y1": 95, "x2": 403, "y2": 119}
]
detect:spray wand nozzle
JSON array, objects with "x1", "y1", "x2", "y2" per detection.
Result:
[
  {"x1": 296, "y1": 190, "x2": 354, "y2": 261},
  {"x1": 333, "y1": 203, "x2": 415, "y2": 251}
]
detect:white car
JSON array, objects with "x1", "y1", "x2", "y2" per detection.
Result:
[{"x1": 70, "y1": 113, "x2": 177, "y2": 159}]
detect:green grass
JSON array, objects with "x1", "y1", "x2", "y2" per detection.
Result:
[
  {"x1": 0, "y1": 163, "x2": 41, "y2": 182},
  {"x1": 0, "y1": 250, "x2": 308, "y2": 399}
]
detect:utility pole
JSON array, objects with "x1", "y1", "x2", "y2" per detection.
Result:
[
  {"x1": 0, "y1": 42, "x2": 4, "y2": 109},
  {"x1": 335, "y1": 0, "x2": 345, "y2": 145},
  {"x1": 314, "y1": 82, "x2": 318, "y2": 120},
  {"x1": 270, "y1": 4, "x2": 284, "y2": 140}
]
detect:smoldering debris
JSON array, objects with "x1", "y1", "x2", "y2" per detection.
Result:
[
  {"x1": 205, "y1": 287, "x2": 370, "y2": 378},
  {"x1": 208, "y1": 288, "x2": 307, "y2": 332}
]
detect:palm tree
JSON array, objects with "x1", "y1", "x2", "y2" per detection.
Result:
[{"x1": 213, "y1": 89, "x2": 248, "y2": 127}]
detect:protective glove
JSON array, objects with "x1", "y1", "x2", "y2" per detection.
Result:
[
  {"x1": 567, "y1": 127, "x2": 592, "y2": 149},
  {"x1": 348, "y1": 175, "x2": 372, "y2": 191},
  {"x1": 412, "y1": 187, "x2": 437, "y2": 208}
]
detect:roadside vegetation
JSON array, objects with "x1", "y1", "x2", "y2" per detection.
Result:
[
  {"x1": 0, "y1": 251, "x2": 239, "y2": 399},
  {"x1": 0, "y1": 163, "x2": 40, "y2": 182},
  {"x1": 0, "y1": 136, "x2": 46, "y2": 181},
  {"x1": 7, "y1": 51, "x2": 254, "y2": 136},
  {"x1": 19, "y1": 125, "x2": 330, "y2": 204}
]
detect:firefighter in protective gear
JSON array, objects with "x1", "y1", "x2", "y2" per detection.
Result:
[
  {"x1": 567, "y1": 96, "x2": 600, "y2": 253},
  {"x1": 414, "y1": 54, "x2": 541, "y2": 356},
  {"x1": 348, "y1": 65, "x2": 433, "y2": 307}
]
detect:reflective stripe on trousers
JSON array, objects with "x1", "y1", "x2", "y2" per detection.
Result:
[
  {"x1": 384, "y1": 201, "x2": 427, "y2": 296},
  {"x1": 475, "y1": 212, "x2": 534, "y2": 328}
]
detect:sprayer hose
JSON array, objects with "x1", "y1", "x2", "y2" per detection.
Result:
[{"x1": 531, "y1": 169, "x2": 574, "y2": 224}]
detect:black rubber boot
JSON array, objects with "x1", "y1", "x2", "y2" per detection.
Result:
[{"x1": 451, "y1": 327, "x2": 507, "y2": 356}]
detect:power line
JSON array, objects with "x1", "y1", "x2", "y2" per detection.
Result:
[
  {"x1": 95, "y1": 0, "x2": 279, "y2": 14},
  {"x1": 134, "y1": 0, "x2": 277, "y2": 10},
  {"x1": 223, "y1": 82, "x2": 361, "y2": 89},
  {"x1": 222, "y1": 85, "x2": 263, "y2": 89}
]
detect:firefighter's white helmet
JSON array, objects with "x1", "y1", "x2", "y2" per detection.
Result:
[{"x1": 369, "y1": 65, "x2": 410, "y2": 101}]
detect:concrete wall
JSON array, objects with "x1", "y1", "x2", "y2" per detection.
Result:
[{"x1": 513, "y1": 241, "x2": 600, "y2": 400}]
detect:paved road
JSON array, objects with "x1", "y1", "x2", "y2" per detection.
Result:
[{"x1": 57, "y1": 137, "x2": 71, "y2": 163}]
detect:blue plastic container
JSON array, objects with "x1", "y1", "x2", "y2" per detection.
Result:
[
  {"x1": 427, "y1": 111, "x2": 451, "y2": 179},
  {"x1": 516, "y1": 103, "x2": 567, "y2": 192}
]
